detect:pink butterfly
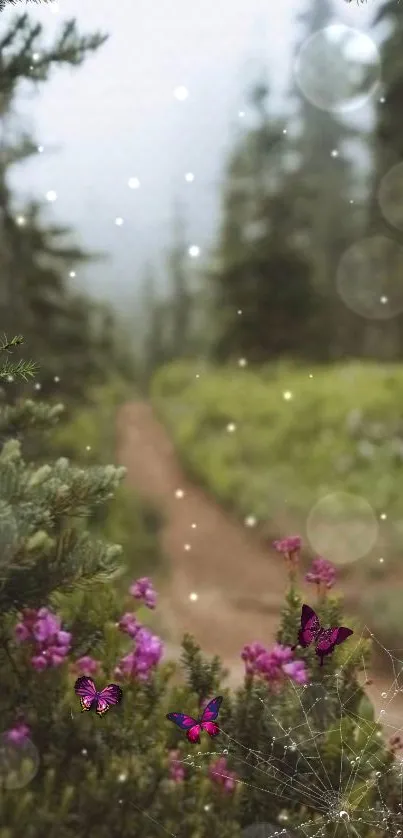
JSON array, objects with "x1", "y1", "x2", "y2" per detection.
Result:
[
  {"x1": 166, "y1": 696, "x2": 223, "y2": 744},
  {"x1": 293, "y1": 604, "x2": 353, "y2": 666},
  {"x1": 74, "y1": 676, "x2": 123, "y2": 717}
]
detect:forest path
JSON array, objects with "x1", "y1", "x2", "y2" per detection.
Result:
[{"x1": 116, "y1": 401, "x2": 403, "y2": 731}]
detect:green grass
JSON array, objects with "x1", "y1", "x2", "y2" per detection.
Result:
[
  {"x1": 151, "y1": 359, "x2": 403, "y2": 550},
  {"x1": 50, "y1": 379, "x2": 165, "y2": 584}
]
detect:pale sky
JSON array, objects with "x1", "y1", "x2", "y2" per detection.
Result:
[{"x1": 3, "y1": 0, "x2": 376, "y2": 303}]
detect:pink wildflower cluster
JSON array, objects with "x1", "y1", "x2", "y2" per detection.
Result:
[
  {"x1": 14, "y1": 607, "x2": 71, "y2": 670},
  {"x1": 115, "y1": 577, "x2": 163, "y2": 681},
  {"x1": 208, "y1": 756, "x2": 237, "y2": 793},
  {"x1": 241, "y1": 642, "x2": 308, "y2": 690},
  {"x1": 73, "y1": 655, "x2": 99, "y2": 676},
  {"x1": 168, "y1": 750, "x2": 185, "y2": 783},
  {"x1": 5, "y1": 721, "x2": 31, "y2": 746},
  {"x1": 305, "y1": 556, "x2": 336, "y2": 591},
  {"x1": 129, "y1": 576, "x2": 157, "y2": 609}
]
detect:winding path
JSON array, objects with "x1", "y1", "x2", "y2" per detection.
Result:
[{"x1": 116, "y1": 401, "x2": 403, "y2": 727}]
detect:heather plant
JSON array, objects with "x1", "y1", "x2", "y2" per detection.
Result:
[{"x1": 0, "y1": 360, "x2": 401, "y2": 837}]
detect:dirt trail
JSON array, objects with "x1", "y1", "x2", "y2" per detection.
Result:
[{"x1": 116, "y1": 401, "x2": 403, "y2": 728}]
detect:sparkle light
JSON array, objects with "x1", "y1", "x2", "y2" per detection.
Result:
[
  {"x1": 189, "y1": 592, "x2": 198, "y2": 601},
  {"x1": 245, "y1": 515, "x2": 257, "y2": 527},
  {"x1": 15, "y1": 215, "x2": 26, "y2": 226},
  {"x1": 69, "y1": 271, "x2": 76, "y2": 278},
  {"x1": 118, "y1": 772, "x2": 127, "y2": 783},
  {"x1": 238, "y1": 110, "x2": 245, "y2": 117},
  {"x1": 283, "y1": 390, "x2": 293, "y2": 401},
  {"x1": 226, "y1": 422, "x2": 236, "y2": 433},
  {"x1": 32, "y1": 52, "x2": 40, "y2": 62},
  {"x1": 238, "y1": 358, "x2": 247, "y2": 367},
  {"x1": 380, "y1": 296, "x2": 388, "y2": 304},
  {"x1": 37, "y1": 145, "x2": 44, "y2": 153},
  {"x1": 184, "y1": 543, "x2": 191, "y2": 551},
  {"x1": 175, "y1": 489, "x2": 184, "y2": 499},
  {"x1": 86, "y1": 446, "x2": 91, "y2": 451},
  {"x1": 380, "y1": 97, "x2": 385, "y2": 103},
  {"x1": 115, "y1": 217, "x2": 124, "y2": 226},
  {"x1": 46, "y1": 190, "x2": 57, "y2": 202},
  {"x1": 191, "y1": 523, "x2": 197, "y2": 529},
  {"x1": 128, "y1": 177, "x2": 140, "y2": 189},
  {"x1": 379, "y1": 557, "x2": 384, "y2": 563},
  {"x1": 185, "y1": 172, "x2": 194, "y2": 182},
  {"x1": 54, "y1": 376, "x2": 60, "y2": 383},
  {"x1": 237, "y1": 309, "x2": 242, "y2": 315},
  {"x1": 174, "y1": 86, "x2": 189, "y2": 101},
  {"x1": 34, "y1": 383, "x2": 41, "y2": 391},
  {"x1": 188, "y1": 245, "x2": 200, "y2": 258},
  {"x1": 380, "y1": 513, "x2": 387, "y2": 520},
  {"x1": 283, "y1": 128, "x2": 287, "y2": 134},
  {"x1": 331, "y1": 149, "x2": 339, "y2": 157}
]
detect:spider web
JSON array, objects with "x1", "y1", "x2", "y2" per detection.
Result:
[{"x1": 172, "y1": 627, "x2": 403, "y2": 838}]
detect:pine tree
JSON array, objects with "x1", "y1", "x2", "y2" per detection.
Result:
[
  {"x1": 210, "y1": 82, "x2": 317, "y2": 363},
  {"x1": 0, "y1": 14, "x2": 129, "y2": 403},
  {"x1": 287, "y1": 0, "x2": 367, "y2": 358}
]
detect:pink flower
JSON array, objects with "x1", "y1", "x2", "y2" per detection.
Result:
[
  {"x1": 73, "y1": 655, "x2": 100, "y2": 675},
  {"x1": 168, "y1": 750, "x2": 185, "y2": 783},
  {"x1": 14, "y1": 607, "x2": 71, "y2": 670},
  {"x1": 115, "y1": 628, "x2": 163, "y2": 681},
  {"x1": 208, "y1": 756, "x2": 237, "y2": 793},
  {"x1": 129, "y1": 577, "x2": 157, "y2": 609},
  {"x1": 305, "y1": 557, "x2": 336, "y2": 591},
  {"x1": 5, "y1": 722, "x2": 31, "y2": 745},
  {"x1": 118, "y1": 612, "x2": 141, "y2": 638},
  {"x1": 273, "y1": 535, "x2": 301, "y2": 559},
  {"x1": 241, "y1": 642, "x2": 308, "y2": 690}
]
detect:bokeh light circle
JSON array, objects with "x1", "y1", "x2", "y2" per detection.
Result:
[
  {"x1": 294, "y1": 25, "x2": 380, "y2": 113},
  {"x1": 378, "y1": 163, "x2": 403, "y2": 231},
  {"x1": 306, "y1": 492, "x2": 378, "y2": 565},
  {"x1": 0, "y1": 734, "x2": 40, "y2": 790},
  {"x1": 336, "y1": 236, "x2": 403, "y2": 320}
]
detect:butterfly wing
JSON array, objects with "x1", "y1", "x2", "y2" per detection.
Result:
[
  {"x1": 315, "y1": 627, "x2": 353, "y2": 666},
  {"x1": 201, "y1": 721, "x2": 220, "y2": 738},
  {"x1": 298, "y1": 604, "x2": 321, "y2": 648},
  {"x1": 187, "y1": 724, "x2": 203, "y2": 744},
  {"x1": 201, "y1": 696, "x2": 223, "y2": 723},
  {"x1": 74, "y1": 676, "x2": 97, "y2": 711},
  {"x1": 96, "y1": 683, "x2": 123, "y2": 717},
  {"x1": 166, "y1": 712, "x2": 199, "y2": 731}
]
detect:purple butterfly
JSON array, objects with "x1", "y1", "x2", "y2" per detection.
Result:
[
  {"x1": 74, "y1": 676, "x2": 123, "y2": 717},
  {"x1": 294, "y1": 604, "x2": 353, "y2": 667},
  {"x1": 166, "y1": 696, "x2": 223, "y2": 744}
]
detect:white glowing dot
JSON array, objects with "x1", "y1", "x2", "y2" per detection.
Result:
[
  {"x1": 15, "y1": 215, "x2": 26, "y2": 226},
  {"x1": 185, "y1": 172, "x2": 194, "y2": 182},
  {"x1": 188, "y1": 245, "x2": 200, "y2": 258},
  {"x1": 118, "y1": 773, "x2": 127, "y2": 782},
  {"x1": 34, "y1": 383, "x2": 41, "y2": 390},
  {"x1": 115, "y1": 217, "x2": 124, "y2": 226},
  {"x1": 86, "y1": 445, "x2": 91, "y2": 451},
  {"x1": 309, "y1": 373, "x2": 313, "y2": 378},
  {"x1": 191, "y1": 523, "x2": 197, "y2": 529},
  {"x1": 245, "y1": 515, "x2": 257, "y2": 527},
  {"x1": 195, "y1": 373, "x2": 200, "y2": 379},
  {"x1": 175, "y1": 489, "x2": 185, "y2": 499},
  {"x1": 69, "y1": 271, "x2": 76, "y2": 278},
  {"x1": 184, "y1": 543, "x2": 191, "y2": 551},
  {"x1": 283, "y1": 390, "x2": 293, "y2": 401},
  {"x1": 331, "y1": 149, "x2": 339, "y2": 157},
  {"x1": 81, "y1": 748, "x2": 87, "y2": 755},
  {"x1": 128, "y1": 177, "x2": 140, "y2": 189},
  {"x1": 204, "y1": 804, "x2": 211, "y2": 812},
  {"x1": 7, "y1": 375, "x2": 13, "y2": 382},
  {"x1": 237, "y1": 309, "x2": 242, "y2": 315},
  {"x1": 226, "y1": 422, "x2": 236, "y2": 433},
  {"x1": 174, "y1": 86, "x2": 189, "y2": 101},
  {"x1": 32, "y1": 52, "x2": 40, "y2": 62},
  {"x1": 349, "y1": 199, "x2": 354, "y2": 204},
  {"x1": 380, "y1": 513, "x2": 387, "y2": 520},
  {"x1": 54, "y1": 376, "x2": 60, "y2": 383},
  {"x1": 380, "y1": 97, "x2": 385, "y2": 103},
  {"x1": 238, "y1": 358, "x2": 247, "y2": 367},
  {"x1": 379, "y1": 557, "x2": 384, "y2": 563},
  {"x1": 380, "y1": 296, "x2": 388, "y2": 304},
  {"x1": 46, "y1": 190, "x2": 57, "y2": 202},
  {"x1": 189, "y1": 592, "x2": 198, "y2": 601},
  {"x1": 238, "y1": 110, "x2": 245, "y2": 117},
  {"x1": 37, "y1": 145, "x2": 44, "y2": 153},
  {"x1": 283, "y1": 129, "x2": 287, "y2": 134}
]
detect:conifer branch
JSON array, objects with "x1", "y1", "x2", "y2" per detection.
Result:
[{"x1": 0, "y1": 334, "x2": 38, "y2": 381}]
